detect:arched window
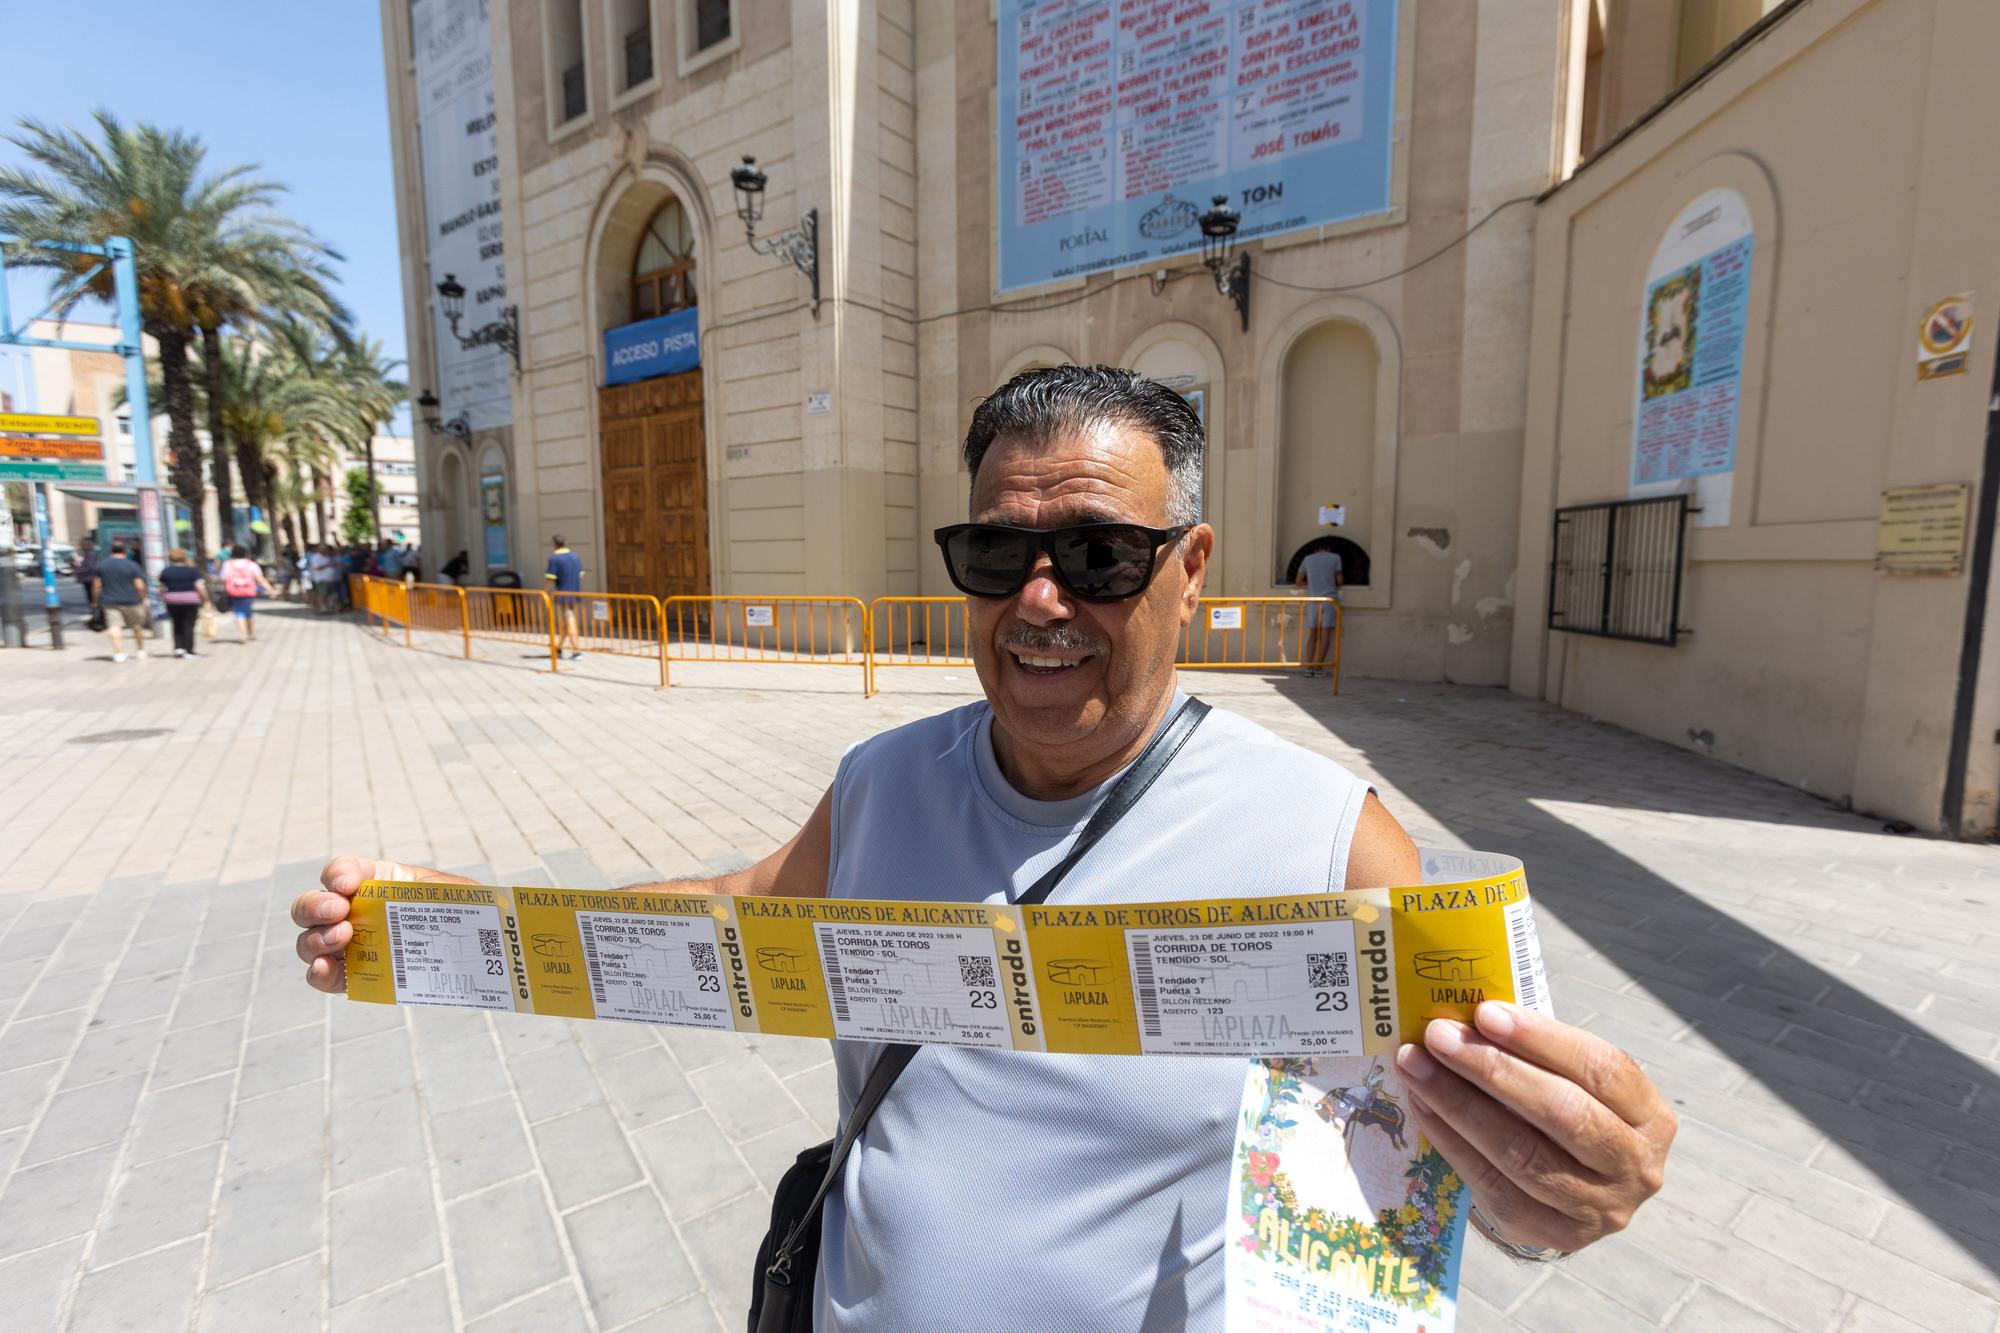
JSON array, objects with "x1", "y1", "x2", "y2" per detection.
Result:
[
  {"x1": 631, "y1": 197, "x2": 696, "y2": 319},
  {"x1": 1284, "y1": 535, "x2": 1370, "y2": 589}
]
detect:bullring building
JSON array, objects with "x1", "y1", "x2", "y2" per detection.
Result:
[{"x1": 379, "y1": 0, "x2": 2000, "y2": 836}]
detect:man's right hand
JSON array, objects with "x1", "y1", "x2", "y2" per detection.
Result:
[{"x1": 292, "y1": 856, "x2": 472, "y2": 994}]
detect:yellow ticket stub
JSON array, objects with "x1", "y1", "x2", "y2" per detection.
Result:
[{"x1": 343, "y1": 849, "x2": 1548, "y2": 1057}]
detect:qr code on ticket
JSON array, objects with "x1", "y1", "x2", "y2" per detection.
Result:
[
  {"x1": 958, "y1": 955, "x2": 996, "y2": 988},
  {"x1": 1306, "y1": 952, "x2": 1349, "y2": 989},
  {"x1": 687, "y1": 942, "x2": 718, "y2": 973}
]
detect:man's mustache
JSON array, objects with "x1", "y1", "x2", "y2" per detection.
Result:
[{"x1": 995, "y1": 624, "x2": 1109, "y2": 657}]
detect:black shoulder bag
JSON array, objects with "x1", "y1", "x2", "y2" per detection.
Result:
[{"x1": 748, "y1": 697, "x2": 1212, "y2": 1333}]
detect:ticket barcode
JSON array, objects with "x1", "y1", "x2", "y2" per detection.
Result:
[
  {"x1": 688, "y1": 941, "x2": 718, "y2": 973},
  {"x1": 478, "y1": 928, "x2": 501, "y2": 959},
  {"x1": 958, "y1": 955, "x2": 995, "y2": 988},
  {"x1": 579, "y1": 918, "x2": 607, "y2": 1005},
  {"x1": 1128, "y1": 936, "x2": 1162, "y2": 1037},
  {"x1": 1503, "y1": 898, "x2": 1550, "y2": 1013},
  {"x1": 822, "y1": 935, "x2": 851, "y2": 1022},
  {"x1": 387, "y1": 912, "x2": 407, "y2": 993}
]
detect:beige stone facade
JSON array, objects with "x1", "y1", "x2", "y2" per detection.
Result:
[
  {"x1": 381, "y1": 0, "x2": 1587, "y2": 679},
  {"x1": 379, "y1": 0, "x2": 2000, "y2": 830},
  {"x1": 1513, "y1": 0, "x2": 2000, "y2": 834}
]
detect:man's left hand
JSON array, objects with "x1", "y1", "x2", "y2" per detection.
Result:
[{"x1": 1395, "y1": 1000, "x2": 1674, "y2": 1254}]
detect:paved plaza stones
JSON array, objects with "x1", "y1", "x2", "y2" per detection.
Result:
[{"x1": 1, "y1": 602, "x2": 1997, "y2": 1330}]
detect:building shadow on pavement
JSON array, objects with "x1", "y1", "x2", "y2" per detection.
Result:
[{"x1": 1254, "y1": 676, "x2": 2000, "y2": 1288}]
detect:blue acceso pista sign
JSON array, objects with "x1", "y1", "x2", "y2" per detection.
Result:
[{"x1": 603, "y1": 306, "x2": 701, "y2": 387}]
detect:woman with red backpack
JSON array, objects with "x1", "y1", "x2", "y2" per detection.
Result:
[{"x1": 219, "y1": 544, "x2": 277, "y2": 643}]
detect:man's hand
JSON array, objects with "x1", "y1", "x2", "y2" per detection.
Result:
[
  {"x1": 292, "y1": 856, "x2": 472, "y2": 994},
  {"x1": 1396, "y1": 1000, "x2": 1674, "y2": 1254}
]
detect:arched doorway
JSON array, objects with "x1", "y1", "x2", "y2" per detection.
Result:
[
  {"x1": 598, "y1": 194, "x2": 709, "y2": 599},
  {"x1": 1277, "y1": 322, "x2": 1378, "y2": 584},
  {"x1": 436, "y1": 447, "x2": 467, "y2": 573}
]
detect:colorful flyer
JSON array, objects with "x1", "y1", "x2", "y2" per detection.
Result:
[
  {"x1": 1226, "y1": 1059, "x2": 1467, "y2": 1332},
  {"x1": 1224, "y1": 848, "x2": 1549, "y2": 1333}
]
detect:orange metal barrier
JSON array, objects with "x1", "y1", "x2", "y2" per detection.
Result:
[
  {"x1": 354, "y1": 575, "x2": 410, "y2": 643},
  {"x1": 1180, "y1": 596, "x2": 1340, "y2": 692},
  {"x1": 347, "y1": 581, "x2": 1335, "y2": 695},
  {"x1": 662, "y1": 596, "x2": 870, "y2": 694},
  {"x1": 552, "y1": 589, "x2": 667, "y2": 687},
  {"x1": 408, "y1": 582, "x2": 469, "y2": 654},
  {"x1": 865, "y1": 597, "x2": 974, "y2": 696},
  {"x1": 465, "y1": 584, "x2": 559, "y2": 671}
]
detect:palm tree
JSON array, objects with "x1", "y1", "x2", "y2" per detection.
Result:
[
  {"x1": 0, "y1": 109, "x2": 344, "y2": 562},
  {"x1": 184, "y1": 219, "x2": 351, "y2": 549},
  {"x1": 334, "y1": 337, "x2": 408, "y2": 541}
]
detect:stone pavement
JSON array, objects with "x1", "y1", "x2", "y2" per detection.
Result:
[{"x1": 0, "y1": 602, "x2": 1997, "y2": 1332}]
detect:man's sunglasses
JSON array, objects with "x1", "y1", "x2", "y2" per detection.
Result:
[{"x1": 933, "y1": 522, "x2": 1192, "y2": 602}]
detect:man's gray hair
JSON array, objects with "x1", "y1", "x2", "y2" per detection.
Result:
[{"x1": 962, "y1": 365, "x2": 1205, "y2": 526}]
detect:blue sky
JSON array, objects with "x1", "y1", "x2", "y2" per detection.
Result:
[{"x1": 2, "y1": 1, "x2": 407, "y2": 425}]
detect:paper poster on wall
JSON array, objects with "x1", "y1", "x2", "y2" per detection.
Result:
[
  {"x1": 480, "y1": 473, "x2": 508, "y2": 570},
  {"x1": 994, "y1": 0, "x2": 1400, "y2": 292},
  {"x1": 1630, "y1": 189, "x2": 1753, "y2": 527},
  {"x1": 413, "y1": 0, "x2": 512, "y2": 432}
]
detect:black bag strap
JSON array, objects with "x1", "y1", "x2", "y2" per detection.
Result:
[{"x1": 769, "y1": 696, "x2": 1212, "y2": 1273}]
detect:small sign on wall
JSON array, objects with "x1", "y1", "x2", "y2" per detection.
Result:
[
  {"x1": 1877, "y1": 482, "x2": 1970, "y2": 575},
  {"x1": 805, "y1": 391, "x2": 832, "y2": 416},
  {"x1": 1318, "y1": 503, "x2": 1346, "y2": 527},
  {"x1": 1917, "y1": 294, "x2": 1975, "y2": 380}
]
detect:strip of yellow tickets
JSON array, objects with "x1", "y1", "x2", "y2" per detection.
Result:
[{"x1": 343, "y1": 849, "x2": 1549, "y2": 1057}]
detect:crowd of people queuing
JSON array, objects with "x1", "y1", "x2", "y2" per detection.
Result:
[
  {"x1": 69, "y1": 534, "x2": 424, "y2": 658},
  {"x1": 271, "y1": 538, "x2": 424, "y2": 613}
]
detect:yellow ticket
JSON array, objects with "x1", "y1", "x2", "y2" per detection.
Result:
[{"x1": 344, "y1": 849, "x2": 1548, "y2": 1056}]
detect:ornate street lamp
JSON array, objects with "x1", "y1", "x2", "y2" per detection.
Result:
[
  {"x1": 434, "y1": 273, "x2": 521, "y2": 374},
  {"x1": 729, "y1": 155, "x2": 820, "y2": 313},
  {"x1": 416, "y1": 388, "x2": 471, "y2": 439},
  {"x1": 1198, "y1": 195, "x2": 1250, "y2": 333}
]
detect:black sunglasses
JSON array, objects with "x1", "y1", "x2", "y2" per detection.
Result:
[{"x1": 933, "y1": 521, "x2": 1192, "y2": 602}]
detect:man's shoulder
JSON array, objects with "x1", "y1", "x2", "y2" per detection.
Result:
[
  {"x1": 1192, "y1": 701, "x2": 1365, "y2": 788},
  {"x1": 838, "y1": 701, "x2": 988, "y2": 780}
]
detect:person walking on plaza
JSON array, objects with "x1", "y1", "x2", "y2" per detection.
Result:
[
  {"x1": 278, "y1": 544, "x2": 301, "y2": 601},
  {"x1": 157, "y1": 547, "x2": 209, "y2": 658},
  {"x1": 294, "y1": 367, "x2": 1674, "y2": 1328},
  {"x1": 442, "y1": 549, "x2": 470, "y2": 586},
  {"x1": 219, "y1": 544, "x2": 276, "y2": 643},
  {"x1": 92, "y1": 539, "x2": 149, "y2": 662},
  {"x1": 1294, "y1": 542, "x2": 1344, "y2": 677},
  {"x1": 307, "y1": 544, "x2": 338, "y2": 614},
  {"x1": 545, "y1": 534, "x2": 585, "y2": 661}
]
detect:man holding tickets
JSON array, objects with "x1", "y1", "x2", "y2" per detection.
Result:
[{"x1": 294, "y1": 367, "x2": 1673, "y2": 1328}]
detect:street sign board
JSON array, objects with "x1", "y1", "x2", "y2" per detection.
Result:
[
  {"x1": 0, "y1": 459, "x2": 109, "y2": 482},
  {"x1": 0, "y1": 436, "x2": 104, "y2": 459},
  {"x1": 0, "y1": 411, "x2": 97, "y2": 436}
]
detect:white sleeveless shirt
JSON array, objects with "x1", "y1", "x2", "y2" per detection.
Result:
[{"x1": 815, "y1": 694, "x2": 1374, "y2": 1332}]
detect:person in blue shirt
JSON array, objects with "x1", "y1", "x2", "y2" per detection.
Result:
[{"x1": 545, "y1": 535, "x2": 585, "y2": 661}]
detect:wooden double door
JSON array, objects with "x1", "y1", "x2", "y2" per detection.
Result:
[{"x1": 599, "y1": 370, "x2": 710, "y2": 600}]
